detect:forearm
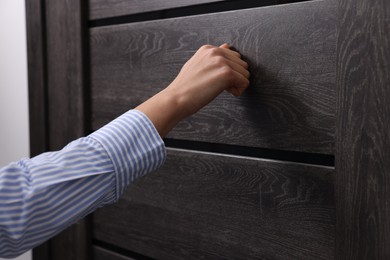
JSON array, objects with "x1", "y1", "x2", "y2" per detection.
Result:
[
  {"x1": 0, "y1": 110, "x2": 165, "y2": 258},
  {"x1": 0, "y1": 137, "x2": 114, "y2": 258}
]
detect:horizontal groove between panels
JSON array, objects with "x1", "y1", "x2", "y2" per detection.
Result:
[
  {"x1": 89, "y1": 0, "x2": 314, "y2": 27},
  {"x1": 93, "y1": 239, "x2": 154, "y2": 260},
  {"x1": 164, "y1": 139, "x2": 335, "y2": 167}
]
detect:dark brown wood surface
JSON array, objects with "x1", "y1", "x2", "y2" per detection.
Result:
[
  {"x1": 46, "y1": 0, "x2": 88, "y2": 150},
  {"x1": 89, "y1": 0, "x2": 226, "y2": 20},
  {"x1": 43, "y1": 0, "x2": 92, "y2": 259},
  {"x1": 335, "y1": 0, "x2": 390, "y2": 258},
  {"x1": 88, "y1": 0, "x2": 304, "y2": 21},
  {"x1": 90, "y1": 0, "x2": 337, "y2": 155},
  {"x1": 26, "y1": 0, "x2": 47, "y2": 158},
  {"x1": 93, "y1": 148, "x2": 335, "y2": 259},
  {"x1": 25, "y1": 0, "x2": 50, "y2": 258},
  {"x1": 94, "y1": 246, "x2": 137, "y2": 260}
]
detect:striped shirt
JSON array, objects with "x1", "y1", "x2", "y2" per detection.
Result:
[{"x1": 0, "y1": 110, "x2": 166, "y2": 258}]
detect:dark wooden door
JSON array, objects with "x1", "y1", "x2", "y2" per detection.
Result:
[
  {"x1": 26, "y1": 0, "x2": 390, "y2": 259},
  {"x1": 335, "y1": 0, "x2": 390, "y2": 258}
]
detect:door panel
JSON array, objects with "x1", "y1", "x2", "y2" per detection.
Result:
[
  {"x1": 90, "y1": 0, "x2": 337, "y2": 154},
  {"x1": 93, "y1": 148, "x2": 335, "y2": 259}
]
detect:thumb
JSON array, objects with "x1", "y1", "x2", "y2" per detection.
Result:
[{"x1": 219, "y1": 43, "x2": 230, "y2": 49}]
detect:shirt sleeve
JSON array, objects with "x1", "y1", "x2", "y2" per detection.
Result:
[{"x1": 0, "y1": 109, "x2": 166, "y2": 258}]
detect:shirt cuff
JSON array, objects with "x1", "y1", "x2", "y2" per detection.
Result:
[{"x1": 89, "y1": 109, "x2": 166, "y2": 200}]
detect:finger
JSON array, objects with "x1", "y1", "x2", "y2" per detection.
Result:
[
  {"x1": 209, "y1": 45, "x2": 248, "y2": 70},
  {"x1": 222, "y1": 54, "x2": 248, "y2": 70},
  {"x1": 226, "y1": 87, "x2": 240, "y2": 96},
  {"x1": 226, "y1": 86, "x2": 246, "y2": 97},
  {"x1": 220, "y1": 49, "x2": 248, "y2": 68},
  {"x1": 234, "y1": 71, "x2": 250, "y2": 92},
  {"x1": 225, "y1": 59, "x2": 250, "y2": 79},
  {"x1": 226, "y1": 85, "x2": 247, "y2": 97},
  {"x1": 219, "y1": 43, "x2": 230, "y2": 49},
  {"x1": 218, "y1": 44, "x2": 242, "y2": 58},
  {"x1": 226, "y1": 70, "x2": 250, "y2": 96},
  {"x1": 216, "y1": 44, "x2": 247, "y2": 66},
  {"x1": 223, "y1": 48, "x2": 242, "y2": 59},
  {"x1": 227, "y1": 83, "x2": 248, "y2": 97}
]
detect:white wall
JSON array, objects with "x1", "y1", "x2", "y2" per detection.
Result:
[{"x1": 0, "y1": 0, "x2": 32, "y2": 259}]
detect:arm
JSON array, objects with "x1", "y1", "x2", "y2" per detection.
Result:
[
  {"x1": 0, "y1": 110, "x2": 166, "y2": 258},
  {"x1": 0, "y1": 44, "x2": 249, "y2": 258}
]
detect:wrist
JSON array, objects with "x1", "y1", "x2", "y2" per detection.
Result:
[
  {"x1": 157, "y1": 88, "x2": 188, "y2": 123},
  {"x1": 135, "y1": 87, "x2": 187, "y2": 138}
]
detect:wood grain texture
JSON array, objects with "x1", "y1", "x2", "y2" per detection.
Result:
[
  {"x1": 90, "y1": 0, "x2": 337, "y2": 154},
  {"x1": 26, "y1": 0, "x2": 48, "y2": 158},
  {"x1": 88, "y1": 0, "x2": 303, "y2": 21},
  {"x1": 93, "y1": 148, "x2": 335, "y2": 259},
  {"x1": 94, "y1": 246, "x2": 137, "y2": 260},
  {"x1": 25, "y1": 0, "x2": 50, "y2": 258},
  {"x1": 46, "y1": 0, "x2": 88, "y2": 150},
  {"x1": 89, "y1": 0, "x2": 226, "y2": 20},
  {"x1": 44, "y1": 0, "x2": 91, "y2": 259},
  {"x1": 335, "y1": 0, "x2": 390, "y2": 258}
]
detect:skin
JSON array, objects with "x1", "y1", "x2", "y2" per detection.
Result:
[{"x1": 135, "y1": 43, "x2": 250, "y2": 137}]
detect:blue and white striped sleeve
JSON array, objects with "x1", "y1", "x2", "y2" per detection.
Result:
[{"x1": 0, "y1": 110, "x2": 166, "y2": 258}]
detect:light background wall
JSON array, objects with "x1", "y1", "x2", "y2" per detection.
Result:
[{"x1": 0, "y1": 0, "x2": 32, "y2": 259}]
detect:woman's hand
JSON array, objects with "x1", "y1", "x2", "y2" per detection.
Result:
[
  {"x1": 136, "y1": 44, "x2": 250, "y2": 137},
  {"x1": 164, "y1": 43, "x2": 250, "y2": 116}
]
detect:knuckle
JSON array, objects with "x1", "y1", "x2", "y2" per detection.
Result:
[
  {"x1": 219, "y1": 65, "x2": 234, "y2": 78},
  {"x1": 200, "y1": 44, "x2": 213, "y2": 51},
  {"x1": 208, "y1": 47, "x2": 222, "y2": 57},
  {"x1": 213, "y1": 56, "x2": 226, "y2": 66}
]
